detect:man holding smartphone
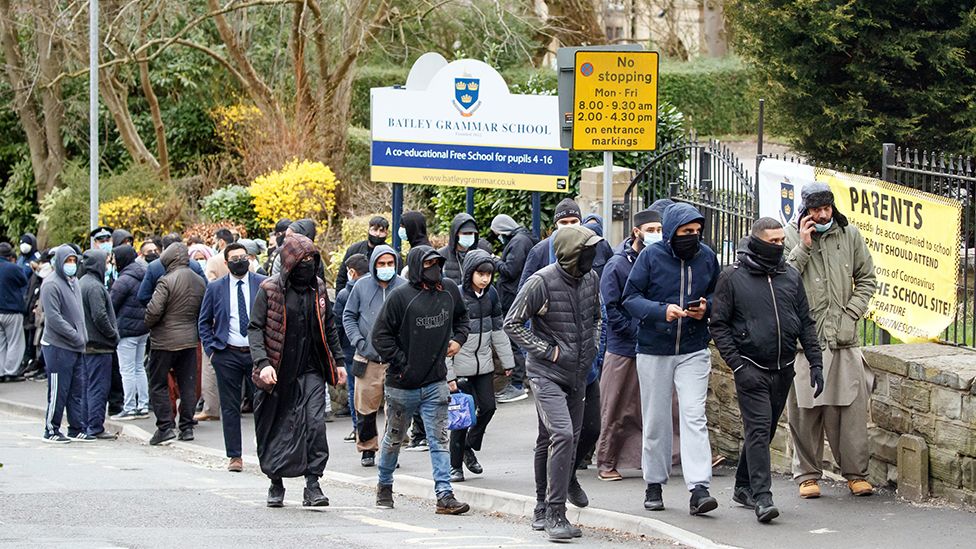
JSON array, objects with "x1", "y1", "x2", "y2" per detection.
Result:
[{"x1": 623, "y1": 203, "x2": 721, "y2": 515}]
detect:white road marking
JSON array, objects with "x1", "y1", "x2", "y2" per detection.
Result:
[{"x1": 809, "y1": 528, "x2": 837, "y2": 534}]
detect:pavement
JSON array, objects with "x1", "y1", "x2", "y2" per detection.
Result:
[{"x1": 3, "y1": 376, "x2": 975, "y2": 549}]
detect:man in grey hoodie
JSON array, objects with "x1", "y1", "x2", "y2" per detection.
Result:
[
  {"x1": 40, "y1": 245, "x2": 90, "y2": 443},
  {"x1": 343, "y1": 244, "x2": 406, "y2": 467},
  {"x1": 79, "y1": 249, "x2": 121, "y2": 439}
]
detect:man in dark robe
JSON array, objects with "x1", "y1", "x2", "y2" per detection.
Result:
[{"x1": 248, "y1": 234, "x2": 347, "y2": 508}]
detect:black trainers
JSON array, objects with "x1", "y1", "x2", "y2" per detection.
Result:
[
  {"x1": 732, "y1": 485, "x2": 756, "y2": 509},
  {"x1": 644, "y1": 483, "x2": 664, "y2": 511},
  {"x1": 70, "y1": 433, "x2": 96, "y2": 442},
  {"x1": 343, "y1": 430, "x2": 355, "y2": 443},
  {"x1": 450, "y1": 466, "x2": 465, "y2": 483},
  {"x1": 689, "y1": 484, "x2": 718, "y2": 516},
  {"x1": 405, "y1": 438, "x2": 429, "y2": 452},
  {"x1": 544, "y1": 505, "x2": 573, "y2": 542},
  {"x1": 303, "y1": 484, "x2": 330, "y2": 507},
  {"x1": 754, "y1": 494, "x2": 779, "y2": 523},
  {"x1": 567, "y1": 475, "x2": 589, "y2": 508},
  {"x1": 149, "y1": 429, "x2": 176, "y2": 446},
  {"x1": 376, "y1": 483, "x2": 394, "y2": 509},
  {"x1": 42, "y1": 432, "x2": 71, "y2": 444},
  {"x1": 435, "y1": 492, "x2": 470, "y2": 515},
  {"x1": 93, "y1": 431, "x2": 118, "y2": 440},
  {"x1": 267, "y1": 481, "x2": 285, "y2": 508},
  {"x1": 178, "y1": 428, "x2": 194, "y2": 441},
  {"x1": 361, "y1": 450, "x2": 375, "y2": 467},
  {"x1": 463, "y1": 448, "x2": 483, "y2": 474},
  {"x1": 531, "y1": 501, "x2": 546, "y2": 531}
]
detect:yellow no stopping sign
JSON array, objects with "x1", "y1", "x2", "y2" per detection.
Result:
[{"x1": 572, "y1": 51, "x2": 659, "y2": 151}]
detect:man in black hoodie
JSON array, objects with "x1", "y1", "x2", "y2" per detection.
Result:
[
  {"x1": 335, "y1": 216, "x2": 397, "y2": 293},
  {"x1": 79, "y1": 249, "x2": 121, "y2": 439},
  {"x1": 437, "y1": 213, "x2": 492, "y2": 285},
  {"x1": 399, "y1": 211, "x2": 431, "y2": 248},
  {"x1": 370, "y1": 246, "x2": 471, "y2": 515}
]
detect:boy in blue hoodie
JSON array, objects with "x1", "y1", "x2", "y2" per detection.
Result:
[{"x1": 623, "y1": 202, "x2": 721, "y2": 516}]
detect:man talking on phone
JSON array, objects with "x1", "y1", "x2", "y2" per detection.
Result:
[{"x1": 623, "y1": 203, "x2": 721, "y2": 515}]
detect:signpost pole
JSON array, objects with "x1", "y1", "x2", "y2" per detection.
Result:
[
  {"x1": 603, "y1": 152, "x2": 613, "y2": 243},
  {"x1": 532, "y1": 192, "x2": 541, "y2": 239},
  {"x1": 465, "y1": 187, "x2": 475, "y2": 216},
  {"x1": 89, "y1": 0, "x2": 99, "y2": 235},
  {"x1": 392, "y1": 183, "x2": 404, "y2": 252}
]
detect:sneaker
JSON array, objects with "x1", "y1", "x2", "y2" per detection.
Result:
[
  {"x1": 149, "y1": 428, "x2": 176, "y2": 446},
  {"x1": 324, "y1": 411, "x2": 334, "y2": 423},
  {"x1": 405, "y1": 438, "x2": 428, "y2": 452},
  {"x1": 267, "y1": 481, "x2": 285, "y2": 508},
  {"x1": 495, "y1": 384, "x2": 528, "y2": 403},
  {"x1": 93, "y1": 431, "x2": 118, "y2": 440},
  {"x1": 303, "y1": 484, "x2": 330, "y2": 507},
  {"x1": 361, "y1": 450, "x2": 375, "y2": 467},
  {"x1": 644, "y1": 483, "x2": 664, "y2": 511},
  {"x1": 732, "y1": 485, "x2": 756, "y2": 509},
  {"x1": 42, "y1": 432, "x2": 71, "y2": 444},
  {"x1": 228, "y1": 457, "x2": 243, "y2": 472},
  {"x1": 110, "y1": 410, "x2": 139, "y2": 421},
  {"x1": 754, "y1": 494, "x2": 780, "y2": 523},
  {"x1": 463, "y1": 448, "x2": 483, "y2": 474},
  {"x1": 450, "y1": 467, "x2": 465, "y2": 483},
  {"x1": 568, "y1": 475, "x2": 589, "y2": 508},
  {"x1": 376, "y1": 483, "x2": 394, "y2": 509},
  {"x1": 70, "y1": 433, "x2": 96, "y2": 442},
  {"x1": 544, "y1": 506, "x2": 573, "y2": 541},
  {"x1": 343, "y1": 430, "x2": 356, "y2": 443},
  {"x1": 531, "y1": 501, "x2": 546, "y2": 531},
  {"x1": 799, "y1": 479, "x2": 821, "y2": 499},
  {"x1": 435, "y1": 492, "x2": 470, "y2": 515},
  {"x1": 598, "y1": 469, "x2": 623, "y2": 481},
  {"x1": 135, "y1": 408, "x2": 151, "y2": 419},
  {"x1": 689, "y1": 484, "x2": 718, "y2": 516},
  {"x1": 178, "y1": 428, "x2": 194, "y2": 441},
  {"x1": 848, "y1": 479, "x2": 874, "y2": 496}
]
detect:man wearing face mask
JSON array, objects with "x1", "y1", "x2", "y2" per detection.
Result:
[
  {"x1": 336, "y1": 216, "x2": 398, "y2": 293},
  {"x1": 595, "y1": 208, "x2": 661, "y2": 481},
  {"x1": 623, "y1": 202, "x2": 721, "y2": 515},
  {"x1": 262, "y1": 218, "x2": 292, "y2": 275},
  {"x1": 137, "y1": 240, "x2": 159, "y2": 267},
  {"x1": 205, "y1": 228, "x2": 235, "y2": 282},
  {"x1": 518, "y1": 198, "x2": 584, "y2": 290},
  {"x1": 137, "y1": 233, "x2": 207, "y2": 307},
  {"x1": 504, "y1": 225, "x2": 603, "y2": 541},
  {"x1": 199, "y1": 242, "x2": 267, "y2": 472},
  {"x1": 90, "y1": 226, "x2": 114, "y2": 255},
  {"x1": 343, "y1": 245, "x2": 406, "y2": 467},
  {"x1": 438, "y1": 213, "x2": 492, "y2": 286},
  {"x1": 784, "y1": 182, "x2": 877, "y2": 499},
  {"x1": 17, "y1": 233, "x2": 41, "y2": 276},
  {"x1": 711, "y1": 218, "x2": 823, "y2": 522}
]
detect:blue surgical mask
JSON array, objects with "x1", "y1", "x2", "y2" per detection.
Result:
[
  {"x1": 63, "y1": 263, "x2": 77, "y2": 277},
  {"x1": 814, "y1": 219, "x2": 834, "y2": 233},
  {"x1": 376, "y1": 266, "x2": 396, "y2": 282},
  {"x1": 458, "y1": 234, "x2": 476, "y2": 249},
  {"x1": 643, "y1": 232, "x2": 663, "y2": 247},
  {"x1": 99, "y1": 242, "x2": 112, "y2": 253},
  {"x1": 104, "y1": 265, "x2": 116, "y2": 282},
  {"x1": 197, "y1": 259, "x2": 208, "y2": 271},
  {"x1": 398, "y1": 227, "x2": 408, "y2": 242}
]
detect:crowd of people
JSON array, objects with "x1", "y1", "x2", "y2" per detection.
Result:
[{"x1": 0, "y1": 181, "x2": 878, "y2": 541}]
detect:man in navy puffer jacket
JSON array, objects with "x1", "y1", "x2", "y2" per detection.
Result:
[{"x1": 110, "y1": 245, "x2": 151, "y2": 419}]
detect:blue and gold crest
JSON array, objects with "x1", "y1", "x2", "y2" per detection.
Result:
[
  {"x1": 453, "y1": 76, "x2": 481, "y2": 117},
  {"x1": 780, "y1": 182, "x2": 795, "y2": 223}
]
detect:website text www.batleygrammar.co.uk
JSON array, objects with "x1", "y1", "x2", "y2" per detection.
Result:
[{"x1": 421, "y1": 173, "x2": 517, "y2": 188}]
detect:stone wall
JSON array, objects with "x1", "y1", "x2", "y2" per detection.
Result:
[{"x1": 706, "y1": 343, "x2": 976, "y2": 506}]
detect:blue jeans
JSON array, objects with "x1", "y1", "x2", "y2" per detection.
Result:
[
  {"x1": 377, "y1": 381, "x2": 452, "y2": 497},
  {"x1": 116, "y1": 335, "x2": 149, "y2": 413}
]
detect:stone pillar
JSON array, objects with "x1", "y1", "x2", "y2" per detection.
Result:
[
  {"x1": 578, "y1": 165, "x2": 635, "y2": 247},
  {"x1": 897, "y1": 434, "x2": 929, "y2": 502}
]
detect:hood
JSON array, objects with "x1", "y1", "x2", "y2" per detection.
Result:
[
  {"x1": 160, "y1": 242, "x2": 190, "y2": 274},
  {"x1": 402, "y1": 211, "x2": 431, "y2": 247},
  {"x1": 662, "y1": 203, "x2": 705, "y2": 243},
  {"x1": 369, "y1": 244, "x2": 399, "y2": 279},
  {"x1": 82, "y1": 249, "x2": 108, "y2": 281},
  {"x1": 238, "y1": 238, "x2": 260, "y2": 257},
  {"x1": 52, "y1": 244, "x2": 81, "y2": 281},
  {"x1": 461, "y1": 248, "x2": 495, "y2": 290},
  {"x1": 490, "y1": 214, "x2": 520, "y2": 236},
  {"x1": 583, "y1": 214, "x2": 604, "y2": 237},
  {"x1": 114, "y1": 244, "x2": 138, "y2": 272},
  {"x1": 19, "y1": 233, "x2": 37, "y2": 254},
  {"x1": 277, "y1": 234, "x2": 320, "y2": 288},
  {"x1": 406, "y1": 245, "x2": 445, "y2": 287},
  {"x1": 289, "y1": 219, "x2": 317, "y2": 240},
  {"x1": 111, "y1": 229, "x2": 133, "y2": 248},
  {"x1": 553, "y1": 225, "x2": 602, "y2": 278},
  {"x1": 188, "y1": 243, "x2": 214, "y2": 261},
  {"x1": 649, "y1": 198, "x2": 675, "y2": 218},
  {"x1": 448, "y1": 213, "x2": 479, "y2": 251}
]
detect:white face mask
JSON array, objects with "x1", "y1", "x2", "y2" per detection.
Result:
[
  {"x1": 196, "y1": 259, "x2": 208, "y2": 271},
  {"x1": 20, "y1": 243, "x2": 31, "y2": 255},
  {"x1": 643, "y1": 232, "x2": 663, "y2": 247},
  {"x1": 38, "y1": 263, "x2": 54, "y2": 278},
  {"x1": 458, "y1": 234, "x2": 476, "y2": 249}
]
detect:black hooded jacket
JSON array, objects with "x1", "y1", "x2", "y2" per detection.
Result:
[
  {"x1": 495, "y1": 226, "x2": 536, "y2": 312},
  {"x1": 79, "y1": 249, "x2": 120, "y2": 352},
  {"x1": 370, "y1": 246, "x2": 470, "y2": 390},
  {"x1": 710, "y1": 238, "x2": 823, "y2": 371},
  {"x1": 437, "y1": 213, "x2": 492, "y2": 285},
  {"x1": 401, "y1": 211, "x2": 432, "y2": 247},
  {"x1": 110, "y1": 245, "x2": 148, "y2": 338}
]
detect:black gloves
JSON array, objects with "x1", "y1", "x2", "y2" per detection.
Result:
[{"x1": 810, "y1": 366, "x2": 824, "y2": 398}]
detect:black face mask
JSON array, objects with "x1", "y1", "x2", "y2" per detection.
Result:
[
  {"x1": 421, "y1": 263, "x2": 442, "y2": 286},
  {"x1": 670, "y1": 233, "x2": 701, "y2": 261},
  {"x1": 275, "y1": 233, "x2": 285, "y2": 247},
  {"x1": 144, "y1": 253, "x2": 160, "y2": 263},
  {"x1": 290, "y1": 260, "x2": 316, "y2": 288},
  {"x1": 748, "y1": 236, "x2": 784, "y2": 270},
  {"x1": 368, "y1": 234, "x2": 386, "y2": 247},
  {"x1": 576, "y1": 245, "x2": 597, "y2": 276},
  {"x1": 228, "y1": 258, "x2": 250, "y2": 277}
]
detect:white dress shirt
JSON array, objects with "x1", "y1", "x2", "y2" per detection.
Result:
[{"x1": 227, "y1": 274, "x2": 251, "y2": 347}]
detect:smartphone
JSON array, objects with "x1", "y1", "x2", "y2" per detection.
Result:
[{"x1": 686, "y1": 298, "x2": 705, "y2": 312}]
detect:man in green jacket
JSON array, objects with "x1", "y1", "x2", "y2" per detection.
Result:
[{"x1": 784, "y1": 182, "x2": 877, "y2": 499}]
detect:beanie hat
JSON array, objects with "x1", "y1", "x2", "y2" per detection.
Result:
[{"x1": 553, "y1": 198, "x2": 582, "y2": 223}]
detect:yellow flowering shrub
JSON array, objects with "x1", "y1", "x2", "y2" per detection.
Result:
[
  {"x1": 212, "y1": 103, "x2": 263, "y2": 152},
  {"x1": 249, "y1": 159, "x2": 339, "y2": 231},
  {"x1": 99, "y1": 194, "x2": 182, "y2": 238}
]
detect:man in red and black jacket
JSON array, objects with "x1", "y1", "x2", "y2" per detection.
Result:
[{"x1": 248, "y1": 234, "x2": 346, "y2": 509}]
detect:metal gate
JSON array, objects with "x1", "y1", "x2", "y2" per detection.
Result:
[{"x1": 623, "y1": 133, "x2": 756, "y2": 265}]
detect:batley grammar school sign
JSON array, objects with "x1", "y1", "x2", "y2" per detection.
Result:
[{"x1": 371, "y1": 58, "x2": 569, "y2": 192}]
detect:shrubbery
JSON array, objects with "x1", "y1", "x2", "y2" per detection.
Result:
[
  {"x1": 249, "y1": 159, "x2": 339, "y2": 231},
  {"x1": 200, "y1": 184, "x2": 259, "y2": 236}
]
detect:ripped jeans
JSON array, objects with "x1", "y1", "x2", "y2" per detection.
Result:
[{"x1": 377, "y1": 381, "x2": 453, "y2": 497}]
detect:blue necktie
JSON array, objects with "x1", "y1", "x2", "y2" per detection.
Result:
[{"x1": 237, "y1": 280, "x2": 249, "y2": 336}]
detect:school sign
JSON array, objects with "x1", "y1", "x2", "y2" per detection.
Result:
[{"x1": 370, "y1": 58, "x2": 569, "y2": 192}]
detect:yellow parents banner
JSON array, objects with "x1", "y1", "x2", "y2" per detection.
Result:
[{"x1": 816, "y1": 168, "x2": 962, "y2": 342}]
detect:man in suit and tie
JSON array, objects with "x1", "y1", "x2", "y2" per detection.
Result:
[{"x1": 199, "y1": 242, "x2": 267, "y2": 472}]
